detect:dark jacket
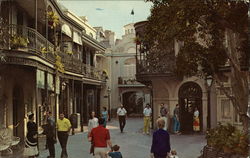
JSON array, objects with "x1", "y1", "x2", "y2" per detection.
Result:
[
  {"x1": 151, "y1": 129, "x2": 171, "y2": 157},
  {"x1": 45, "y1": 117, "x2": 55, "y2": 138}
]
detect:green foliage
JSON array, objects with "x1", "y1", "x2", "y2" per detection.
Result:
[
  {"x1": 144, "y1": 0, "x2": 249, "y2": 77},
  {"x1": 206, "y1": 123, "x2": 249, "y2": 156},
  {"x1": 55, "y1": 55, "x2": 65, "y2": 73},
  {"x1": 10, "y1": 35, "x2": 29, "y2": 49},
  {"x1": 47, "y1": 11, "x2": 59, "y2": 29}
]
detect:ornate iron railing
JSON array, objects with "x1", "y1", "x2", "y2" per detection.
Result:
[
  {"x1": 0, "y1": 24, "x2": 106, "y2": 81},
  {"x1": 118, "y1": 76, "x2": 142, "y2": 85}
]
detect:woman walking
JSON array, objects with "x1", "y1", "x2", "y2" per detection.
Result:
[
  {"x1": 88, "y1": 111, "x2": 98, "y2": 156},
  {"x1": 150, "y1": 118, "x2": 171, "y2": 158},
  {"x1": 101, "y1": 107, "x2": 108, "y2": 128},
  {"x1": 23, "y1": 112, "x2": 38, "y2": 158}
]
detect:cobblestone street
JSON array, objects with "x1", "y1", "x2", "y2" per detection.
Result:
[{"x1": 38, "y1": 118, "x2": 206, "y2": 158}]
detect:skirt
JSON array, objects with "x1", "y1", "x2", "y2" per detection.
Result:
[
  {"x1": 23, "y1": 138, "x2": 38, "y2": 156},
  {"x1": 193, "y1": 117, "x2": 200, "y2": 131}
]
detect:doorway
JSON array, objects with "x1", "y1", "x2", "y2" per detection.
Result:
[
  {"x1": 13, "y1": 85, "x2": 25, "y2": 140},
  {"x1": 122, "y1": 91, "x2": 143, "y2": 116},
  {"x1": 178, "y1": 82, "x2": 203, "y2": 133}
]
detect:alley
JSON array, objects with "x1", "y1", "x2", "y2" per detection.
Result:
[{"x1": 38, "y1": 118, "x2": 205, "y2": 158}]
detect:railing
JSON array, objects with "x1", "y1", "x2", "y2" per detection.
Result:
[
  {"x1": 0, "y1": 24, "x2": 106, "y2": 81},
  {"x1": 118, "y1": 76, "x2": 142, "y2": 85}
]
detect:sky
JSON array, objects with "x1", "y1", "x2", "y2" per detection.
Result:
[{"x1": 58, "y1": 0, "x2": 152, "y2": 39}]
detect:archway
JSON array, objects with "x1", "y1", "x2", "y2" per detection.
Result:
[
  {"x1": 122, "y1": 91, "x2": 143, "y2": 116},
  {"x1": 178, "y1": 82, "x2": 203, "y2": 133}
]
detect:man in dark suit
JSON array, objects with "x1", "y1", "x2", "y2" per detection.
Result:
[
  {"x1": 45, "y1": 111, "x2": 56, "y2": 158},
  {"x1": 151, "y1": 118, "x2": 171, "y2": 158}
]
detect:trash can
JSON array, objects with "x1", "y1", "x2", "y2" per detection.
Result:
[{"x1": 70, "y1": 113, "x2": 78, "y2": 129}]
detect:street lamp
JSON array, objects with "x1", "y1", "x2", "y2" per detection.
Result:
[
  {"x1": 107, "y1": 87, "x2": 111, "y2": 121},
  {"x1": 206, "y1": 75, "x2": 213, "y2": 129}
]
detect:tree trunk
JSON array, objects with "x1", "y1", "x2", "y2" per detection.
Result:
[{"x1": 226, "y1": 29, "x2": 249, "y2": 134}]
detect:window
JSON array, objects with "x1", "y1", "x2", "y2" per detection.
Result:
[{"x1": 221, "y1": 99, "x2": 231, "y2": 119}]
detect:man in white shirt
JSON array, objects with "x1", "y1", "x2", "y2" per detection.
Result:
[
  {"x1": 117, "y1": 104, "x2": 127, "y2": 133},
  {"x1": 143, "y1": 104, "x2": 152, "y2": 135}
]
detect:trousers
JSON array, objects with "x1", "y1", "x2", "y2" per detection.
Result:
[
  {"x1": 46, "y1": 137, "x2": 55, "y2": 157},
  {"x1": 57, "y1": 131, "x2": 69, "y2": 158},
  {"x1": 94, "y1": 147, "x2": 108, "y2": 158},
  {"x1": 143, "y1": 116, "x2": 150, "y2": 133},
  {"x1": 118, "y1": 116, "x2": 126, "y2": 132},
  {"x1": 173, "y1": 116, "x2": 180, "y2": 133}
]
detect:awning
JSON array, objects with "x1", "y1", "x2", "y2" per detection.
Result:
[
  {"x1": 62, "y1": 24, "x2": 72, "y2": 37},
  {"x1": 73, "y1": 31, "x2": 82, "y2": 45}
]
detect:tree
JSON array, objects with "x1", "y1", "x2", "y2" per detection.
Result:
[{"x1": 144, "y1": 0, "x2": 249, "y2": 132}]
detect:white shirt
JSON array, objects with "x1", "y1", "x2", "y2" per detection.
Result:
[
  {"x1": 143, "y1": 108, "x2": 152, "y2": 117},
  {"x1": 117, "y1": 107, "x2": 127, "y2": 116},
  {"x1": 88, "y1": 117, "x2": 98, "y2": 132}
]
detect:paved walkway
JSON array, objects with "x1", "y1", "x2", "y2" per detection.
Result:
[{"x1": 38, "y1": 118, "x2": 206, "y2": 158}]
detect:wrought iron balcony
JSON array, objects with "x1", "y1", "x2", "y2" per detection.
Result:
[
  {"x1": 118, "y1": 76, "x2": 143, "y2": 86},
  {"x1": 0, "y1": 24, "x2": 107, "y2": 81},
  {"x1": 0, "y1": 24, "x2": 55, "y2": 62},
  {"x1": 134, "y1": 21, "x2": 176, "y2": 79}
]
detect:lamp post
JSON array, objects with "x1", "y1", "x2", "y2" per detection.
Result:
[
  {"x1": 107, "y1": 87, "x2": 111, "y2": 121},
  {"x1": 206, "y1": 75, "x2": 213, "y2": 129}
]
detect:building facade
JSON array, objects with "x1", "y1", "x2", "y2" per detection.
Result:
[
  {"x1": 0, "y1": 0, "x2": 107, "y2": 142},
  {"x1": 99, "y1": 23, "x2": 151, "y2": 117},
  {"x1": 134, "y1": 21, "x2": 250, "y2": 133}
]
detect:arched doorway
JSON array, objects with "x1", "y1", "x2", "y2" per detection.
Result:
[
  {"x1": 122, "y1": 91, "x2": 143, "y2": 116},
  {"x1": 178, "y1": 82, "x2": 203, "y2": 133},
  {"x1": 13, "y1": 85, "x2": 25, "y2": 140}
]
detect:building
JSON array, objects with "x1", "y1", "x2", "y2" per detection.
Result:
[
  {"x1": 134, "y1": 21, "x2": 250, "y2": 133},
  {"x1": 100, "y1": 23, "x2": 151, "y2": 117},
  {"x1": 0, "y1": 0, "x2": 107, "y2": 142}
]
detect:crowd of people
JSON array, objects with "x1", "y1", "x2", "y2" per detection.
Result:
[{"x1": 22, "y1": 102, "x2": 201, "y2": 158}]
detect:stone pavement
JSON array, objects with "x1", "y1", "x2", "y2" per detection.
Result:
[{"x1": 38, "y1": 118, "x2": 206, "y2": 158}]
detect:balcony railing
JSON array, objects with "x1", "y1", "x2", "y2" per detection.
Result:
[
  {"x1": 118, "y1": 76, "x2": 142, "y2": 85},
  {"x1": 0, "y1": 24, "x2": 55, "y2": 62},
  {"x1": 0, "y1": 24, "x2": 106, "y2": 81}
]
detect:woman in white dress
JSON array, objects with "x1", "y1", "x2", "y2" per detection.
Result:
[{"x1": 88, "y1": 111, "x2": 98, "y2": 155}]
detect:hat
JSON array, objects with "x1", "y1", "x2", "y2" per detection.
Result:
[{"x1": 27, "y1": 112, "x2": 34, "y2": 120}]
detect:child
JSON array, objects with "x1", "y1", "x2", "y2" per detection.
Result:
[
  {"x1": 169, "y1": 149, "x2": 179, "y2": 158},
  {"x1": 108, "y1": 145, "x2": 123, "y2": 158}
]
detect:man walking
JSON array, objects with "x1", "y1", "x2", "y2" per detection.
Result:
[
  {"x1": 57, "y1": 113, "x2": 71, "y2": 158},
  {"x1": 88, "y1": 117, "x2": 112, "y2": 158},
  {"x1": 173, "y1": 104, "x2": 181, "y2": 134},
  {"x1": 143, "y1": 104, "x2": 152, "y2": 135},
  {"x1": 45, "y1": 111, "x2": 56, "y2": 158},
  {"x1": 160, "y1": 103, "x2": 168, "y2": 131},
  {"x1": 117, "y1": 104, "x2": 127, "y2": 133}
]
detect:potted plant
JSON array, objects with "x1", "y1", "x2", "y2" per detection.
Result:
[
  {"x1": 10, "y1": 35, "x2": 29, "y2": 50},
  {"x1": 47, "y1": 11, "x2": 59, "y2": 29}
]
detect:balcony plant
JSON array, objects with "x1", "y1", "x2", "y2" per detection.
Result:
[
  {"x1": 10, "y1": 35, "x2": 29, "y2": 50},
  {"x1": 55, "y1": 55, "x2": 65, "y2": 73},
  {"x1": 134, "y1": 36, "x2": 141, "y2": 45},
  {"x1": 47, "y1": 11, "x2": 59, "y2": 29},
  {"x1": 206, "y1": 123, "x2": 248, "y2": 157}
]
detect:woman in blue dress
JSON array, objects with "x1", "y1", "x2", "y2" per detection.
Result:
[{"x1": 101, "y1": 107, "x2": 108, "y2": 128}]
